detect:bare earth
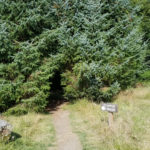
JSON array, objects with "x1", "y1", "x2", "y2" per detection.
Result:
[{"x1": 51, "y1": 104, "x2": 82, "y2": 150}]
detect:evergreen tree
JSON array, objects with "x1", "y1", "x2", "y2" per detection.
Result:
[{"x1": 0, "y1": 0, "x2": 146, "y2": 112}]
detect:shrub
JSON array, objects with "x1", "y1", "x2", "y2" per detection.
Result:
[
  {"x1": 4, "y1": 105, "x2": 28, "y2": 116},
  {"x1": 140, "y1": 70, "x2": 150, "y2": 81}
]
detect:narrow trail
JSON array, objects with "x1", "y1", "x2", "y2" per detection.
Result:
[{"x1": 50, "y1": 104, "x2": 82, "y2": 150}]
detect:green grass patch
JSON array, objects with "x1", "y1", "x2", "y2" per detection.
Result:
[
  {"x1": 0, "y1": 112, "x2": 56, "y2": 150},
  {"x1": 65, "y1": 85, "x2": 150, "y2": 150}
]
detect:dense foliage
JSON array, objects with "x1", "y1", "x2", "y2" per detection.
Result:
[
  {"x1": 131, "y1": 0, "x2": 150, "y2": 66},
  {"x1": 0, "y1": 0, "x2": 147, "y2": 112}
]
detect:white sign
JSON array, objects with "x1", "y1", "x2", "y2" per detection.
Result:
[{"x1": 101, "y1": 103, "x2": 118, "y2": 113}]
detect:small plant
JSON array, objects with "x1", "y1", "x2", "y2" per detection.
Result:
[{"x1": 4, "y1": 105, "x2": 28, "y2": 116}]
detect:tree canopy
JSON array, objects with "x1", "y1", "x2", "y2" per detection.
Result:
[{"x1": 0, "y1": 0, "x2": 147, "y2": 112}]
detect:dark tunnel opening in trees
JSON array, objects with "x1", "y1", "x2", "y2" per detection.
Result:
[{"x1": 48, "y1": 71, "x2": 65, "y2": 107}]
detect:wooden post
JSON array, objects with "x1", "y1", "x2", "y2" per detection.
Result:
[
  {"x1": 101, "y1": 103, "x2": 118, "y2": 128},
  {"x1": 108, "y1": 112, "x2": 114, "y2": 127}
]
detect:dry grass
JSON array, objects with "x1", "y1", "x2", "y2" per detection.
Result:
[
  {"x1": 65, "y1": 85, "x2": 150, "y2": 150},
  {"x1": 0, "y1": 113, "x2": 56, "y2": 150}
]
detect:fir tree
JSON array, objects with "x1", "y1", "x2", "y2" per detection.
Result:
[{"x1": 0, "y1": 0, "x2": 147, "y2": 112}]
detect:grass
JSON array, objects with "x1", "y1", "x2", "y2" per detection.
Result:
[
  {"x1": 65, "y1": 85, "x2": 150, "y2": 150},
  {"x1": 0, "y1": 112, "x2": 56, "y2": 150}
]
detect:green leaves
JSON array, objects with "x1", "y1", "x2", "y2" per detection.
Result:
[
  {"x1": 0, "y1": 0, "x2": 147, "y2": 112},
  {"x1": 14, "y1": 42, "x2": 40, "y2": 76},
  {"x1": 59, "y1": 0, "x2": 146, "y2": 101},
  {"x1": 0, "y1": 23, "x2": 14, "y2": 63}
]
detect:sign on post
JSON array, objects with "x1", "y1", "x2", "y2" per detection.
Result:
[{"x1": 101, "y1": 103, "x2": 118, "y2": 127}]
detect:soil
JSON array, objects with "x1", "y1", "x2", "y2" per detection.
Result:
[{"x1": 50, "y1": 104, "x2": 82, "y2": 150}]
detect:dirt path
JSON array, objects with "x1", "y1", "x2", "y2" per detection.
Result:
[{"x1": 51, "y1": 104, "x2": 82, "y2": 150}]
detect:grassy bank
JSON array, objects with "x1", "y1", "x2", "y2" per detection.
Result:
[
  {"x1": 66, "y1": 85, "x2": 150, "y2": 150},
  {"x1": 0, "y1": 113, "x2": 56, "y2": 150}
]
